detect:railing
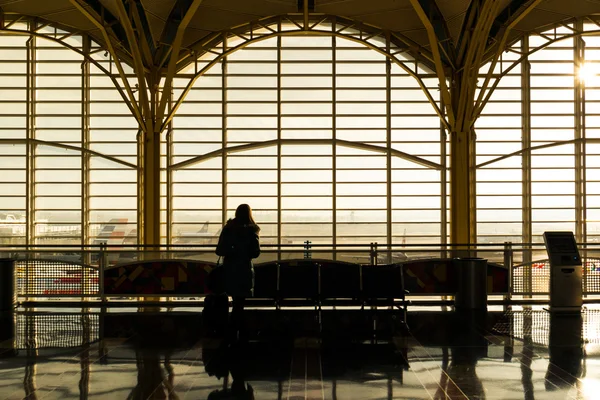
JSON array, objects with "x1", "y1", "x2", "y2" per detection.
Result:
[{"x1": 3, "y1": 242, "x2": 600, "y2": 301}]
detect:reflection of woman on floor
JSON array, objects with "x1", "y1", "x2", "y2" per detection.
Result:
[
  {"x1": 216, "y1": 204, "x2": 261, "y2": 338},
  {"x1": 205, "y1": 338, "x2": 254, "y2": 400}
]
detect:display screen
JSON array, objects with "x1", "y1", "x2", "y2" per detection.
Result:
[
  {"x1": 544, "y1": 233, "x2": 578, "y2": 253},
  {"x1": 543, "y1": 231, "x2": 581, "y2": 266}
]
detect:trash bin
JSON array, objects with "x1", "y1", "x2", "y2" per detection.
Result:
[
  {"x1": 0, "y1": 258, "x2": 15, "y2": 313},
  {"x1": 454, "y1": 258, "x2": 488, "y2": 310}
]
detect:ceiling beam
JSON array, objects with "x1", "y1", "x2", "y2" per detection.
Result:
[
  {"x1": 454, "y1": 0, "x2": 501, "y2": 132},
  {"x1": 128, "y1": 0, "x2": 155, "y2": 67},
  {"x1": 155, "y1": 0, "x2": 204, "y2": 128},
  {"x1": 489, "y1": 0, "x2": 537, "y2": 40},
  {"x1": 456, "y1": 0, "x2": 480, "y2": 66},
  {"x1": 413, "y1": 0, "x2": 456, "y2": 69},
  {"x1": 67, "y1": 0, "x2": 139, "y2": 70},
  {"x1": 155, "y1": 0, "x2": 201, "y2": 69},
  {"x1": 76, "y1": 0, "x2": 129, "y2": 51},
  {"x1": 114, "y1": 0, "x2": 152, "y2": 124},
  {"x1": 408, "y1": 0, "x2": 454, "y2": 126},
  {"x1": 69, "y1": 0, "x2": 144, "y2": 124},
  {"x1": 483, "y1": 0, "x2": 543, "y2": 60},
  {"x1": 303, "y1": 0, "x2": 309, "y2": 30},
  {"x1": 473, "y1": 0, "x2": 543, "y2": 121}
]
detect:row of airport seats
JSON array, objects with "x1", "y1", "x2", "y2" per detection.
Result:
[
  {"x1": 245, "y1": 259, "x2": 408, "y2": 313},
  {"x1": 102, "y1": 258, "x2": 410, "y2": 317}
]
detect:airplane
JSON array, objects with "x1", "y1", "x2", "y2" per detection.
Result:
[
  {"x1": 174, "y1": 222, "x2": 222, "y2": 245},
  {"x1": 0, "y1": 213, "x2": 26, "y2": 237}
]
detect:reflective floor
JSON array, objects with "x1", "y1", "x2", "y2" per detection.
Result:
[{"x1": 0, "y1": 306, "x2": 599, "y2": 399}]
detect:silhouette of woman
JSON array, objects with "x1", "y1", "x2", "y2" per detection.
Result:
[{"x1": 216, "y1": 204, "x2": 260, "y2": 338}]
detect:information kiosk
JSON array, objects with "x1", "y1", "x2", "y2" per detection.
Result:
[{"x1": 543, "y1": 231, "x2": 583, "y2": 312}]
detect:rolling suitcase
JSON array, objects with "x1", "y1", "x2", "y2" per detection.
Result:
[{"x1": 203, "y1": 293, "x2": 229, "y2": 335}]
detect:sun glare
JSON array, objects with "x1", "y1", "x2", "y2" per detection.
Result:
[{"x1": 579, "y1": 62, "x2": 600, "y2": 85}]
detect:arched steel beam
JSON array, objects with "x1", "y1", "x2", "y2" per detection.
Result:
[
  {"x1": 156, "y1": 0, "x2": 204, "y2": 132},
  {"x1": 80, "y1": 0, "x2": 129, "y2": 46},
  {"x1": 0, "y1": 138, "x2": 138, "y2": 169},
  {"x1": 408, "y1": 0, "x2": 455, "y2": 127},
  {"x1": 160, "y1": 23, "x2": 449, "y2": 134},
  {"x1": 114, "y1": 1, "x2": 152, "y2": 125},
  {"x1": 170, "y1": 139, "x2": 442, "y2": 170},
  {"x1": 472, "y1": 26, "x2": 600, "y2": 123},
  {"x1": 69, "y1": 0, "x2": 136, "y2": 68},
  {"x1": 0, "y1": 25, "x2": 140, "y2": 125},
  {"x1": 177, "y1": 14, "x2": 438, "y2": 74},
  {"x1": 473, "y1": 0, "x2": 543, "y2": 122},
  {"x1": 476, "y1": 138, "x2": 600, "y2": 169},
  {"x1": 69, "y1": 0, "x2": 144, "y2": 125}
]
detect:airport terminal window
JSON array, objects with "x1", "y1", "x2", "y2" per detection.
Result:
[
  {"x1": 4, "y1": 18, "x2": 600, "y2": 247},
  {"x1": 0, "y1": 23, "x2": 138, "y2": 246},
  {"x1": 475, "y1": 41, "x2": 524, "y2": 244},
  {"x1": 167, "y1": 31, "x2": 445, "y2": 249},
  {"x1": 0, "y1": 31, "x2": 27, "y2": 245},
  {"x1": 476, "y1": 23, "x2": 600, "y2": 244}
]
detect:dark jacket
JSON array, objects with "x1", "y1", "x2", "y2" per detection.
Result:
[{"x1": 215, "y1": 219, "x2": 260, "y2": 297}]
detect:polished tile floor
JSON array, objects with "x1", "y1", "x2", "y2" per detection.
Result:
[{"x1": 0, "y1": 306, "x2": 598, "y2": 399}]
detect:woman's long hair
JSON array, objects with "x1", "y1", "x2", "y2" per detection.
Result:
[{"x1": 234, "y1": 204, "x2": 259, "y2": 230}]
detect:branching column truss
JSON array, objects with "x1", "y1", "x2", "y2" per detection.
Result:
[{"x1": 408, "y1": 0, "x2": 544, "y2": 246}]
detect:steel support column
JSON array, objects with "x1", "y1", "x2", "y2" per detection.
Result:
[
  {"x1": 575, "y1": 21, "x2": 588, "y2": 296},
  {"x1": 449, "y1": 129, "x2": 476, "y2": 245},
  {"x1": 521, "y1": 37, "x2": 533, "y2": 296},
  {"x1": 386, "y1": 33, "x2": 392, "y2": 262},
  {"x1": 81, "y1": 36, "x2": 91, "y2": 248},
  {"x1": 332, "y1": 31, "x2": 337, "y2": 257},
  {"x1": 141, "y1": 127, "x2": 161, "y2": 246},
  {"x1": 81, "y1": 35, "x2": 91, "y2": 299},
  {"x1": 440, "y1": 97, "x2": 448, "y2": 254},
  {"x1": 222, "y1": 34, "x2": 228, "y2": 227},
  {"x1": 575, "y1": 20, "x2": 587, "y2": 245},
  {"x1": 25, "y1": 34, "x2": 35, "y2": 248},
  {"x1": 277, "y1": 30, "x2": 282, "y2": 256},
  {"x1": 166, "y1": 97, "x2": 174, "y2": 245}
]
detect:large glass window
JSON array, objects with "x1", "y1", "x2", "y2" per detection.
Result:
[
  {"x1": 5, "y1": 17, "x2": 600, "y2": 247},
  {"x1": 166, "y1": 28, "x2": 444, "y2": 249},
  {"x1": 0, "y1": 22, "x2": 139, "y2": 246},
  {"x1": 476, "y1": 23, "x2": 600, "y2": 244}
]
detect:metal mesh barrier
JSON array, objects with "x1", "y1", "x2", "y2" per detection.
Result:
[
  {"x1": 5, "y1": 244, "x2": 600, "y2": 299},
  {"x1": 15, "y1": 259, "x2": 99, "y2": 297},
  {"x1": 584, "y1": 258, "x2": 600, "y2": 294},
  {"x1": 512, "y1": 258, "x2": 600, "y2": 296},
  {"x1": 16, "y1": 313, "x2": 99, "y2": 349},
  {"x1": 512, "y1": 260, "x2": 550, "y2": 295}
]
